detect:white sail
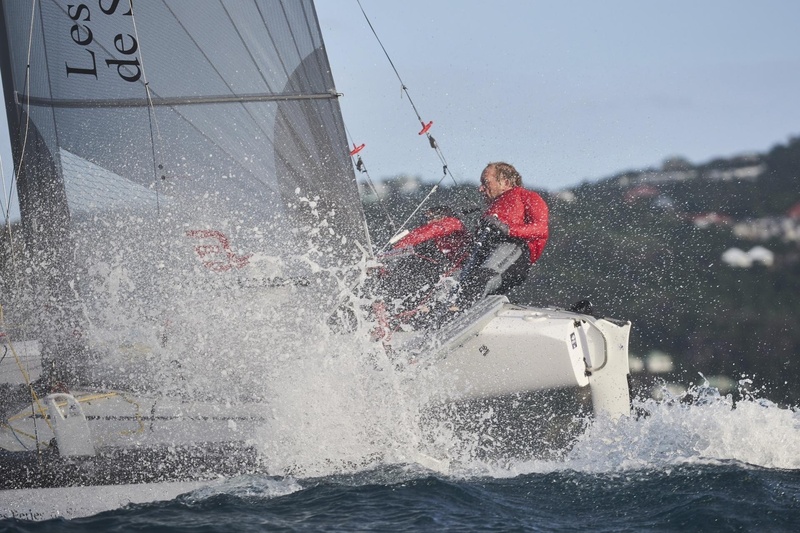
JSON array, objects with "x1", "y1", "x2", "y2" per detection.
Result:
[{"x1": 0, "y1": 0, "x2": 370, "y2": 385}]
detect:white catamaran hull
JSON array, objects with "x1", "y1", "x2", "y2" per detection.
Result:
[
  {"x1": 1, "y1": 390, "x2": 268, "y2": 520},
  {"x1": 395, "y1": 295, "x2": 631, "y2": 419},
  {"x1": 0, "y1": 391, "x2": 271, "y2": 453},
  {"x1": 0, "y1": 481, "x2": 214, "y2": 522}
]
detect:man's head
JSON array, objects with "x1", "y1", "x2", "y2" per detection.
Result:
[{"x1": 479, "y1": 162, "x2": 521, "y2": 200}]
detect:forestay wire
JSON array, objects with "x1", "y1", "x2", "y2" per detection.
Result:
[
  {"x1": 128, "y1": 0, "x2": 166, "y2": 217},
  {"x1": 345, "y1": 125, "x2": 399, "y2": 234},
  {"x1": 354, "y1": 0, "x2": 480, "y2": 251}
]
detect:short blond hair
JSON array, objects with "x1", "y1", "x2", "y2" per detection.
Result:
[{"x1": 486, "y1": 162, "x2": 522, "y2": 187}]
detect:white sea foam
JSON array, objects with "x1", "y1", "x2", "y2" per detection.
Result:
[
  {"x1": 235, "y1": 265, "x2": 800, "y2": 480},
  {"x1": 186, "y1": 476, "x2": 303, "y2": 501},
  {"x1": 251, "y1": 319, "x2": 452, "y2": 477},
  {"x1": 260, "y1": 345, "x2": 800, "y2": 479},
  {"x1": 500, "y1": 382, "x2": 800, "y2": 477}
]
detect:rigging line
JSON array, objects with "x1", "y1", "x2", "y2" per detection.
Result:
[
  {"x1": 4, "y1": 422, "x2": 33, "y2": 450},
  {"x1": 378, "y1": 180, "x2": 441, "y2": 254},
  {"x1": 354, "y1": 0, "x2": 464, "y2": 189},
  {"x1": 222, "y1": 2, "x2": 276, "y2": 94},
  {"x1": 250, "y1": 0, "x2": 344, "y2": 190},
  {"x1": 355, "y1": 0, "x2": 482, "y2": 249},
  {"x1": 378, "y1": 150, "x2": 481, "y2": 253},
  {"x1": 128, "y1": 0, "x2": 165, "y2": 215},
  {"x1": 343, "y1": 125, "x2": 398, "y2": 233},
  {"x1": 355, "y1": 0, "x2": 423, "y2": 124},
  {"x1": 0, "y1": 159, "x2": 8, "y2": 223},
  {"x1": 355, "y1": 155, "x2": 398, "y2": 234},
  {"x1": 0, "y1": 305, "x2": 54, "y2": 436},
  {"x1": 4, "y1": 0, "x2": 38, "y2": 226},
  {"x1": 159, "y1": 3, "x2": 290, "y2": 194}
]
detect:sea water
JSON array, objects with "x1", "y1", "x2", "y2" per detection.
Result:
[{"x1": 2, "y1": 383, "x2": 798, "y2": 532}]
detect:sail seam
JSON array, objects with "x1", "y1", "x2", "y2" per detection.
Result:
[{"x1": 15, "y1": 92, "x2": 339, "y2": 108}]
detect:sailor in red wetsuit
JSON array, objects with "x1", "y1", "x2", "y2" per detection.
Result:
[
  {"x1": 455, "y1": 162, "x2": 549, "y2": 309},
  {"x1": 376, "y1": 206, "x2": 471, "y2": 314}
]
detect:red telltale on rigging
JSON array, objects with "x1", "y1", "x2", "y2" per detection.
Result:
[{"x1": 349, "y1": 143, "x2": 365, "y2": 156}]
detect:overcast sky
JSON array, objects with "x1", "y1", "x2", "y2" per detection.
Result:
[
  {"x1": 315, "y1": 0, "x2": 800, "y2": 190},
  {"x1": 3, "y1": 0, "x2": 800, "y2": 221}
]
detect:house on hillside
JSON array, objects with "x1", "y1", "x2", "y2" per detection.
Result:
[
  {"x1": 691, "y1": 212, "x2": 733, "y2": 229},
  {"x1": 616, "y1": 169, "x2": 697, "y2": 187},
  {"x1": 732, "y1": 217, "x2": 800, "y2": 242},
  {"x1": 623, "y1": 185, "x2": 659, "y2": 203},
  {"x1": 703, "y1": 164, "x2": 766, "y2": 181},
  {"x1": 653, "y1": 195, "x2": 675, "y2": 210},
  {"x1": 636, "y1": 170, "x2": 698, "y2": 184},
  {"x1": 721, "y1": 247, "x2": 752, "y2": 268},
  {"x1": 646, "y1": 351, "x2": 675, "y2": 374},
  {"x1": 554, "y1": 190, "x2": 576, "y2": 203},
  {"x1": 748, "y1": 246, "x2": 775, "y2": 267},
  {"x1": 721, "y1": 246, "x2": 774, "y2": 268}
]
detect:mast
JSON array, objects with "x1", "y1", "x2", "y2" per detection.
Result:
[
  {"x1": 0, "y1": 3, "x2": 87, "y2": 385},
  {"x1": 0, "y1": 5, "x2": 18, "y2": 155}
]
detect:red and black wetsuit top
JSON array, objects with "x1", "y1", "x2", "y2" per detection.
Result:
[{"x1": 483, "y1": 186, "x2": 549, "y2": 263}]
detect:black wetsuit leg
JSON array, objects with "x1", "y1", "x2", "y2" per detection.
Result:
[{"x1": 455, "y1": 241, "x2": 528, "y2": 309}]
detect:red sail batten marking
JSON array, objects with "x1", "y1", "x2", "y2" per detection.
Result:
[{"x1": 185, "y1": 230, "x2": 252, "y2": 272}]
